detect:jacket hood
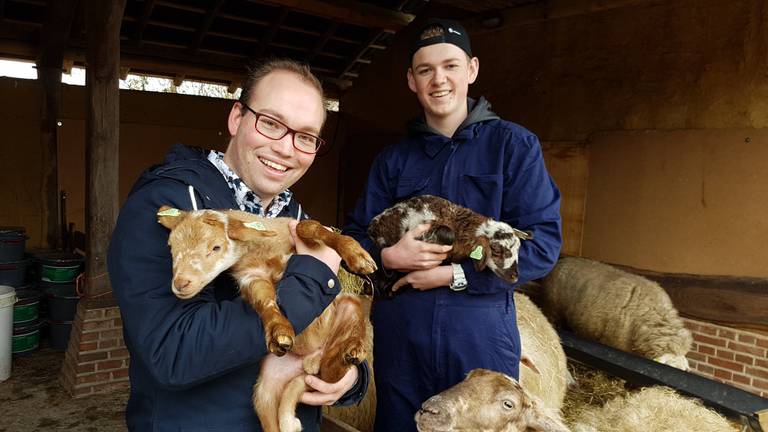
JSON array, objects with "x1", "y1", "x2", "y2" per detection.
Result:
[{"x1": 407, "y1": 97, "x2": 500, "y2": 137}]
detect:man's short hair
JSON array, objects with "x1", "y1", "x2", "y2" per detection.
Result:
[
  {"x1": 409, "y1": 18, "x2": 473, "y2": 63},
  {"x1": 239, "y1": 58, "x2": 325, "y2": 116}
]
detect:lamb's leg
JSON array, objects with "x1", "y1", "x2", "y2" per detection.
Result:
[
  {"x1": 278, "y1": 375, "x2": 308, "y2": 432},
  {"x1": 317, "y1": 295, "x2": 367, "y2": 384},
  {"x1": 295, "y1": 220, "x2": 377, "y2": 274},
  {"x1": 254, "y1": 377, "x2": 282, "y2": 432},
  {"x1": 240, "y1": 277, "x2": 295, "y2": 355}
]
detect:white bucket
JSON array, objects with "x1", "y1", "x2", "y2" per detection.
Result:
[{"x1": 0, "y1": 285, "x2": 16, "y2": 381}]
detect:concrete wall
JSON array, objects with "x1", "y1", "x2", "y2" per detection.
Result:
[
  {"x1": 339, "y1": 0, "x2": 768, "y2": 277},
  {"x1": 0, "y1": 77, "x2": 342, "y2": 249}
]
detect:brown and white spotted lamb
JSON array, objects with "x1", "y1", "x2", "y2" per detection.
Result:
[
  {"x1": 157, "y1": 206, "x2": 376, "y2": 432},
  {"x1": 368, "y1": 195, "x2": 532, "y2": 284}
]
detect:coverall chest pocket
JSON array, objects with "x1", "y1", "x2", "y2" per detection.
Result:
[
  {"x1": 394, "y1": 176, "x2": 429, "y2": 202},
  {"x1": 460, "y1": 174, "x2": 503, "y2": 217}
]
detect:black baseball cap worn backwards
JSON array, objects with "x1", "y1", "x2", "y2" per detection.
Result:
[{"x1": 409, "y1": 18, "x2": 473, "y2": 62}]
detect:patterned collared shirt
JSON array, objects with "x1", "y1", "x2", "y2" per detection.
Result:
[{"x1": 207, "y1": 150, "x2": 292, "y2": 217}]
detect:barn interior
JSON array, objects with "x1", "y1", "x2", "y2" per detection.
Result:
[{"x1": 0, "y1": 0, "x2": 767, "y2": 430}]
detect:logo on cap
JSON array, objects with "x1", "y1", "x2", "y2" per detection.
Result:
[{"x1": 448, "y1": 27, "x2": 462, "y2": 35}]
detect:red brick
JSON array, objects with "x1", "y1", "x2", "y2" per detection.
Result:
[
  {"x1": 757, "y1": 338, "x2": 768, "y2": 349},
  {"x1": 693, "y1": 334, "x2": 726, "y2": 347},
  {"x1": 698, "y1": 345, "x2": 716, "y2": 356},
  {"x1": 683, "y1": 321, "x2": 700, "y2": 332},
  {"x1": 754, "y1": 378, "x2": 768, "y2": 391},
  {"x1": 718, "y1": 329, "x2": 736, "y2": 340},
  {"x1": 80, "y1": 331, "x2": 99, "y2": 342},
  {"x1": 83, "y1": 309, "x2": 105, "y2": 321},
  {"x1": 709, "y1": 358, "x2": 744, "y2": 372},
  {"x1": 696, "y1": 364, "x2": 715, "y2": 375},
  {"x1": 105, "y1": 307, "x2": 122, "y2": 319},
  {"x1": 698, "y1": 324, "x2": 718, "y2": 336},
  {"x1": 746, "y1": 367, "x2": 768, "y2": 380},
  {"x1": 714, "y1": 369, "x2": 732, "y2": 380},
  {"x1": 78, "y1": 342, "x2": 98, "y2": 352},
  {"x1": 715, "y1": 349, "x2": 735, "y2": 361},
  {"x1": 732, "y1": 373, "x2": 751, "y2": 385},
  {"x1": 75, "y1": 372, "x2": 111, "y2": 385},
  {"x1": 79, "y1": 351, "x2": 108, "y2": 363},
  {"x1": 112, "y1": 369, "x2": 129, "y2": 380},
  {"x1": 687, "y1": 352, "x2": 706, "y2": 362},
  {"x1": 99, "y1": 339, "x2": 118, "y2": 350},
  {"x1": 735, "y1": 354, "x2": 754, "y2": 365},
  {"x1": 99, "y1": 329, "x2": 122, "y2": 339},
  {"x1": 82, "y1": 320, "x2": 115, "y2": 332},
  {"x1": 738, "y1": 334, "x2": 757, "y2": 345},
  {"x1": 76, "y1": 363, "x2": 96, "y2": 374},
  {"x1": 109, "y1": 348, "x2": 130, "y2": 360},
  {"x1": 727, "y1": 341, "x2": 766, "y2": 357},
  {"x1": 756, "y1": 358, "x2": 768, "y2": 369},
  {"x1": 95, "y1": 359, "x2": 124, "y2": 371}
]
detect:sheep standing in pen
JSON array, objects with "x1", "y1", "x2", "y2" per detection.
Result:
[
  {"x1": 571, "y1": 386, "x2": 738, "y2": 432},
  {"x1": 541, "y1": 257, "x2": 692, "y2": 370},
  {"x1": 414, "y1": 368, "x2": 572, "y2": 432},
  {"x1": 157, "y1": 206, "x2": 376, "y2": 432},
  {"x1": 367, "y1": 194, "x2": 532, "y2": 287}
]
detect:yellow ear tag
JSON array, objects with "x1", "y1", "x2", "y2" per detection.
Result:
[
  {"x1": 469, "y1": 245, "x2": 484, "y2": 260},
  {"x1": 157, "y1": 208, "x2": 181, "y2": 217},
  {"x1": 244, "y1": 221, "x2": 266, "y2": 231}
]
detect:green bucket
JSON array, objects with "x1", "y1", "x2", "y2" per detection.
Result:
[
  {"x1": 12, "y1": 319, "x2": 40, "y2": 355},
  {"x1": 34, "y1": 252, "x2": 84, "y2": 283},
  {"x1": 41, "y1": 265, "x2": 81, "y2": 283},
  {"x1": 12, "y1": 288, "x2": 41, "y2": 324}
]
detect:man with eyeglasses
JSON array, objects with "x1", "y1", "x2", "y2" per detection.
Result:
[{"x1": 108, "y1": 59, "x2": 368, "y2": 431}]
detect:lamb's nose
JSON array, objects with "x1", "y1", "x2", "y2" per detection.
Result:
[{"x1": 174, "y1": 278, "x2": 191, "y2": 291}]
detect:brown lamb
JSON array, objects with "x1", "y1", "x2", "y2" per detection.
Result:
[
  {"x1": 368, "y1": 195, "x2": 532, "y2": 285},
  {"x1": 157, "y1": 206, "x2": 377, "y2": 432}
]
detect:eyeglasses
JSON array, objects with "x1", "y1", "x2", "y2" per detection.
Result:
[{"x1": 239, "y1": 101, "x2": 325, "y2": 154}]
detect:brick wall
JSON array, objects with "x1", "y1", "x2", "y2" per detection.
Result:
[
  {"x1": 684, "y1": 318, "x2": 768, "y2": 397},
  {"x1": 60, "y1": 302, "x2": 129, "y2": 398}
]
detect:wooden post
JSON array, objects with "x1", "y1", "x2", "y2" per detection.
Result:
[
  {"x1": 84, "y1": 0, "x2": 126, "y2": 298},
  {"x1": 37, "y1": 0, "x2": 79, "y2": 249}
]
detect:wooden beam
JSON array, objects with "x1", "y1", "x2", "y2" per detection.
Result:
[
  {"x1": 190, "y1": 0, "x2": 226, "y2": 54},
  {"x1": 84, "y1": 0, "x2": 126, "y2": 298},
  {"x1": 249, "y1": 0, "x2": 414, "y2": 32},
  {"x1": 611, "y1": 263, "x2": 768, "y2": 332},
  {"x1": 307, "y1": 21, "x2": 338, "y2": 62},
  {"x1": 135, "y1": 0, "x2": 156, "y2": 47},
  {"x1": 338, "y1": 31, "x2": 382, "y2": 79},
  {"x1": 253, "y1": 7, "x2": 288, "y2": 58}
]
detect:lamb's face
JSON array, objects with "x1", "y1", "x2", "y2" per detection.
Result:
[
  {"x1": 655, "y1": 353, "x2": 691, "y2": 371},
  {"x1": 476, "y1": 221, "x2": 525, "y2": 284},
  {"x1": 165, "y1": 212, "x2": 238, "y2": 299},
  {"x1": 415, "y1": 369, "x2": 569, "y2": 432}
]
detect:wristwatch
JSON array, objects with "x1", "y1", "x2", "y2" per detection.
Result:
[{"x1": 449, "y1": 263, "x2": 467, "y2": 291}]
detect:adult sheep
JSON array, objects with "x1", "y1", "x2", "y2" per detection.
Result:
[
  {"x1": 571, "y1": 386, "x2": 738, "y2": 432},
  {"x1": 541, "y1": 257, "x2": 692, "y2": 370}
]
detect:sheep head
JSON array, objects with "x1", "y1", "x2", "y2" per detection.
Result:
[
  {"x1": 473, "y1": 221, "x2": 532, "y2": 284},
  {"x1": 415, "y1": 369, "x2": 570, "y2": 432},
  {"x1": 157, "y1": 206, "x2": 276, "y2": 299}
]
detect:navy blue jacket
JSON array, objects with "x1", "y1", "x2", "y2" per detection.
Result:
[{"x1": 108, "y1": 144, "x2": 368, "y2": 431}]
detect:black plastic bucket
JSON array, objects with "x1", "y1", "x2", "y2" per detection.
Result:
[
  {"x1": 45, "y1": 283, "x2": 79, "y2": 322},
  {"x1": 34, "y1": 252, "x2": 84, "y2": 283},
  {"x1": 0, "y1": 258, "x2": 30, "y2": 287},
  {"x1": 0, "y1": 227, "x2": 26, "y2": 262},
  {"x1": 48, "y1": 320, "x2": 73, "y2": 351}
]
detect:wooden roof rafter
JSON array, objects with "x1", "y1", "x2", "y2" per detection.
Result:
[
  {"x1": 134, "y1": 0, "x2": 156, "y2": 47},
  {"x1": 249, "y1": 0, "x2": 414, "y2": 32},
  {"x1": 190, "y1": 0, "x2": 227, "y2": 54}
]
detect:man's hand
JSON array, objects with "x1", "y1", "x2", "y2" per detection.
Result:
[
  {"x1": 381, "y1": 224, "x2": 452, "y2": 272},
  {"x1": 391, "y1": 265, "x2": 453, "y2": 292},
  {"x1": 300, "y1": 365, "x2": 359, "y2": 406},
  {"x1": 289, "y1": 220, "x2": 342, "y2": 274}
]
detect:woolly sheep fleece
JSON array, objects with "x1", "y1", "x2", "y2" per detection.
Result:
[
  {"x1": 571, "y1": 386, "x2": 737, "y2": 432},
  {"x1": 541, "y1": 257, "x2": 692, "y2": 366}
]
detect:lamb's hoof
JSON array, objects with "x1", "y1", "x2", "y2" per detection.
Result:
[
  {"x1": 344, "y1": 248, "x2": 377, "y2": 275},
  {"x1": 268, "y1": 334, "x2": 294, "y2": 356},
  {"x1": 279, "y1": 415, "x2": 302, "y2": 432},
  {"x1": 343, "y1": 342, "x2": 365, "y2": 365}
]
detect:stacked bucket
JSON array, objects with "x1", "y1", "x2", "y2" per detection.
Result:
[
  {"x1": 35, "y1": 252, "x2": 83, "y2": 351},
  {"x1": 0, "y1": 227, "x2": 33, "y2": 375}
]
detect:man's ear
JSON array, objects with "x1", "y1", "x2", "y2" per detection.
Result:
[
  {"x1": 227, "y1": 101, "x2": 244, "y2": 137},
  {"x1": 407, "y1": 68, "x2": 417, "y2": 93},
  {"x1": 467, "y1": 56, "x2": 479, "y2": 84},
  {"x1": 157, "y1": 206, "x2": 186, "y2": 230},
  {"x1": 472, "y1": 236, "x2": 491, "y2": 272},
  {"x1": 227, "y1": 218, "x2": 278, "y2": 241}
]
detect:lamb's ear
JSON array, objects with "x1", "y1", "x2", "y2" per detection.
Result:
[
  {"x1": 520, "y1": 355, "x2": 541, "y2": 375},
  {"x1": 227, "y1": 218, "x2": 278, "y2": 241},
  {"x1": 201, "y1": 212, "x2": 226, "y2": 229},
  {"x1": 523, "y1": 404, "x2": 570, "y2": 432},
  {"x1": 157, "y1": 206, "x2": 186, "y2": 230},
  {"x1": 470, "y1": 237, "x2": 491, "y2": 272}
]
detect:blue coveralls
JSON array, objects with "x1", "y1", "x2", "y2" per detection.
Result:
[{"x1": 344, "y1": 98, "x2": 562, "y2": 431}]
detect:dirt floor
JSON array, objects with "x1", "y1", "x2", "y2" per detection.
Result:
[{"x1": 0, "y1": 341, "x2": 128, "y2": 432}]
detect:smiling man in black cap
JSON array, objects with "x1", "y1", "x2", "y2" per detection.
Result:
[{"x1": 344, "y1": 18, "x2": 563, "y2": 431}]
